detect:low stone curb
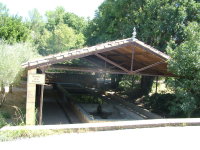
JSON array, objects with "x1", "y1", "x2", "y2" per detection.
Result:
[{"x1": 1, "y1": 118, "x2": 200, "y2": 132}]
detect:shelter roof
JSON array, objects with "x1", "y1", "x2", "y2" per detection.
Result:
[{"x1": 22, "y1": 38, "x2": 173, "y2": 76}]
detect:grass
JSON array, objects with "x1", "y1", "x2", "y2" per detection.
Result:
[{"x1": 0, "y1": 128, "x2": 91, "y2": 142}]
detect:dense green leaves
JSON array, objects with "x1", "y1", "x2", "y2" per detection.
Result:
[
  {"x1": 167, "y1": 22, "x2": 200, "y2": 117},
  {"x1": 38, "y1": 23, "x2": 85, "y2": 55},
  {"x1": 86, "y1": 0, "x2": 200, "y2": 51},
  {"x1": 29, "y1": 7, "x2": 87, "y2": 55},
  {"x1": 0, "y1": 3, "x2": 30, "y2": 44},
  {"x1": 0, "y1": 16, "x2": 30, "y2": 44}
]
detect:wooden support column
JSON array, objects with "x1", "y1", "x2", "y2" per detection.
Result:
[
  {"x1": 38, "y1": 68, "x2": 45, "y2": 125},
  {"x1": 26, "y1": 69, "x2": 37, "y2": 125},
  {"x1": 39, "y1": 84, "x2": 44, "y2": 125},
  {"x1": 131, "y1": 48, "x2": 135, "y2": 71},
  {"x1": 155, "y1": 76, "x2": 158, "y2": 94}
]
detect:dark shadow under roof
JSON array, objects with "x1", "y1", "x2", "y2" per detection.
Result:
[{"x1": 22, "y1": 38, "x2": 173, "y2": 76}]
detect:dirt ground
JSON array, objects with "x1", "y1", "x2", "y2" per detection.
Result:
[{"x1": 0, "y1": 82, "x2": 27, "y2": 124}]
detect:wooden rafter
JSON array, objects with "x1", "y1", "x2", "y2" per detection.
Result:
[
  {"x1": 95, "y1": 53, "x2": 129, "y2": 73},
  {"x1": 131, "y1": 61, "x2": 165, "y2": 74}
]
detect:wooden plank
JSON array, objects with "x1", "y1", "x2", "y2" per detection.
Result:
[{"x1": 95, "y1": 53, "x2": 130, "y2": 73}]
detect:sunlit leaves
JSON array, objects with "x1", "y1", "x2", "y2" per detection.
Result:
[
  {"x1": 0, "y1": 41, "x2": 38, "y2": 85},
  {"x1": 38, "y1": 24, "x2": 85, "y2": 55}
]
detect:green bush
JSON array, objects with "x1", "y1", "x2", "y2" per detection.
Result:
[
  {"x1": 0, "y1": 111, "x2": 11, "y2": 119},
  {"x1": 144, "y1": 93, "x2": 176, "y2": 117},
  {"x1": 0, "y1": 113, "x2": 7, "y2": 128}
]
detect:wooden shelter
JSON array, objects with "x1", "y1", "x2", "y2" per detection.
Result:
[{"x1": 22, "y1": 38, "x2": 173, "y2": 125}]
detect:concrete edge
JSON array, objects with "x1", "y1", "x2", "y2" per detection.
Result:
[{"x1": 1, "y1": 118, "x2": 200, "y2": 132}]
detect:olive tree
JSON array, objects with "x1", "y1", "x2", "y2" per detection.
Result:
[{"x1": 0, "y1": 41, "x2": 38, "y2": 106}]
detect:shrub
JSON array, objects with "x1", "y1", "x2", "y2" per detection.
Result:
[
  {"x1": 144, "y1": 93, "x2": 176, "y2": 117},
  {"x1": 0, "y1": 113, "x2": 7, "y2": 128}
]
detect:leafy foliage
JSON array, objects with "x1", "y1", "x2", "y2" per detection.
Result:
[
  {"x1": 0, "y1": 3, "x2": 30, "y2": 43},
  {"x1": 30, "y1": 6, "x2": 87, "y2": 55},
  {"x1": 144, "y1": 93, "x2": 176, "y2": 117},
  {"x1": 86, "y1": 0, "x2": 200, "y2": 50},
  {"x1": 0, "y1": 16, "x2": 30, "y2": 44},
  {"x1": 0, "y1": 41, "x2": 37, "y2": 85},
  {"x1": 0, "y1": 41, "x2": 38, "y2": 106},
  {"x1": 0, "y1": 113, "x2": 7, "y2": 128},
  {"x1": 38, "y1": 23, "x2": 85, "y2": 55},
  {"x1": 167, "y1": 22, "x2": 200, "y2": 117}
]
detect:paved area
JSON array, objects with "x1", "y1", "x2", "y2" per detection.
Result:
[
  {"x1": 42, "y1": 90, "x2": 69, "y2": 125},
  {"x1": 1, "y1": 126, "x2": 199, "y2": 150}
]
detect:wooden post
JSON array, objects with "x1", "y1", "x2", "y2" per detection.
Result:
[
  {"x1": 26, "y1": 69, "x2": 37, "y2": 125},
  {"x1": 131, "y1": 48, "x2": 135, "y2": 71},
  {"x1": 39, "y1": 85, "x2": 44, "y2": 125},
  {"x1": 155, "y1": 76, "x2": 158, "y2": 94}
]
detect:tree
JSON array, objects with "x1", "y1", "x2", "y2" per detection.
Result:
[
  {"x1": 45, "y1": 7, "x2": 87, "y2": 33},
  {"x1": 0, "y1": 41, "x2": 38, "y2": 106},
  {"x1": 38, "y1": 23, "x2": 85, "y2": 55},
  {"x1": 45, "y1": 7, "x2": 66, "y2": 31},
  {"x1": 0, "y1": 16, "x2": 30, "y2": 44},
  {"x1": 28, "y1": 8, "x2": 44, "y2": 32},
  {"x1": 37, "y1": 7, "x2": 87, "y2": 55},
  {"x1": 86, "y1": 0, "x2": 200, "y2": 96},
  {"x1": 63, "y1": 12, "x2": 88, "y2": 34},
  {"x1": 0, "y1": 3, "x2": 30, "y2": 43},
  {"x1": 167, "y1": 22, "x2": 200, "y2": 117}
]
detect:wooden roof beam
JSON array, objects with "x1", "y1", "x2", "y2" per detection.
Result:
[
  {"x1": 95, "y1": 53, "x2": 130, "y2": 73},
  {"x1": 131, "y1": 61, "x2": 165, "y2": 74}
]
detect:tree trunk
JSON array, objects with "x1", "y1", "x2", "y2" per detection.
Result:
[
  {"x1": 0, "y1": 92, "x2": 6, "y2": 107},
  {"x1": 111, "y1": 74, "x2": 116, "y2": 89},
  {"x1": 140, "y1": 76, "x2": 155, "y2": 95},
  {"x1": 111, "y1": 74, "x2": 123, "y2": 89},
  {"x1": 116, "y1": 74, "x2": 123, "y2": 87}
]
